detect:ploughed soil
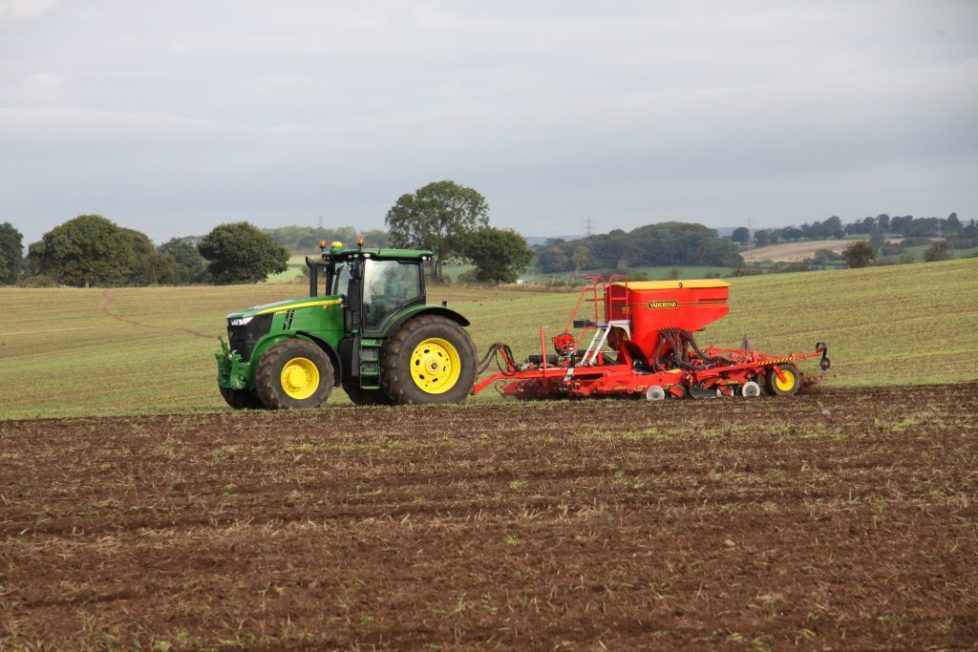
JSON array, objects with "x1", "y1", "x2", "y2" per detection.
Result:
[{"x1": 2, "y1": 384, "x2": 977, "y2": 650}]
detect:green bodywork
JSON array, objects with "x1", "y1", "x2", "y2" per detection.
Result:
[
  {"x1": 216, "y1": 295, "x2": 346, "y2": 390},
  {"x1": 215, "y1": 246, "x2": 469, "y2": 395}
]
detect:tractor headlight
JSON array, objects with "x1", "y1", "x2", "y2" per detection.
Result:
[{"x1": 229, "y1": 316, "x2": 254, "y2": 326}]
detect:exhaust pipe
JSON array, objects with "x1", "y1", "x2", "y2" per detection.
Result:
[{"x1": 306, "y1": 257, "x2": 319, "y2": 297}]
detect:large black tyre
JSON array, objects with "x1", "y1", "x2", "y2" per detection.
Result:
[
  {"x1": 767, "y1": 363, "x2": 801, "y2": 397},
  {"x1": 255, "y1": 339, "x2": 334, "y2": 409},
  {"x1": 219, "y1": 386, "x2": 266, "y2": 409},
  {"x1": 381, "y1": 315, "x2": 477, "y2": 405},
  {"x1": 342, "y1": 383, "x2": 391, "y2": 406}
]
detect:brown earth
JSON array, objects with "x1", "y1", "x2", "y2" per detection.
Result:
[{"x1": 2, "y1": 385, "x2": 977, "y2": 650}]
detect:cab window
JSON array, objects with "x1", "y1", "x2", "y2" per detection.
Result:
[
  {"x1": 330, "y1": 261, "x2": 353, "y2": 297},
  {"x1": 363, "y1": 260, "x2": 422, "y2": 328}
]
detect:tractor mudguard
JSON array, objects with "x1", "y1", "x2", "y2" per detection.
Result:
[
  {"x1": 380, "y1": 305, "x2": 470, "y2": 337},
  {"x1": 294, "y1": 331, "x2": 343, "y2": 385}
]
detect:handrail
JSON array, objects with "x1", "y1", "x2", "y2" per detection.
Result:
[
  {"x1": 605, "y1": 274, "x2": 629, "y2": 322},
  {"x1": 561, "y1": 276, "x2": 606, "y2": 333}
]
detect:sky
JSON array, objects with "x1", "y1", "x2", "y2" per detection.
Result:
[{"x1": 2, "y1": 0, "x2": 977, "y2": 246}]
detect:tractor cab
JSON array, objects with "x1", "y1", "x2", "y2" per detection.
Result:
[{"x1": 307, "y1": 240, "x2": 430, "y2": 335}]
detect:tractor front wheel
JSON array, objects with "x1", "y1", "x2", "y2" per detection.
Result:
[
  {"x1": 256, "y1": 339, "x2": 334, "y2": 409},
  {"x1": 767, "y1": 363, "x2": 801, "y2": 397},
  {"x1": 381, "y1": 316, "x2": 476, "y2": 405}
]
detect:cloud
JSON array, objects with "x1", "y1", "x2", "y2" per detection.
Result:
[
  {"x1": 0, "y1": 71, "x2": 70, "y2": 105},
  {"x1": 0, "y1": 0, "x2": 976, "y2": 244},
  {"x1": 0, "y1": 0, "x2": 59, "y2": 23}
]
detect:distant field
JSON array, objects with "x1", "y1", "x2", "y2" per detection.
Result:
[
  {"x1": 743, "y1": 239, "x2": 857, "y2": 262},
  {"x1": 628, "y1": 265, "x2": 732, "y2": 280},
  {"x1": 1, "y1": 258, "x2": 977, "y2": 419},
  {"x1": 266, "y1": 255, "x2": 308, "y2": 281}
]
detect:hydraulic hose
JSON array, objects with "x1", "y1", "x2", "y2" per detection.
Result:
[
  {"x1": 476, "y1": 342, "x2": 517, "y2": 376},
  {"x1": 652, "y1": 327, "x2": 732, "y2": 371}
]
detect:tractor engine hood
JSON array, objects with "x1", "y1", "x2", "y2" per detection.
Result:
[{"x1": 226, "y1": 295, "x2": 343, "y2": 321}]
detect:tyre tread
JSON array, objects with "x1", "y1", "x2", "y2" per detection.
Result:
[
  {"x1": 380, "y1": 315, "x2": 476, "y2": 405},
  {"x1": 256, "y1": 339, "x2": 334, "y2": 409}
]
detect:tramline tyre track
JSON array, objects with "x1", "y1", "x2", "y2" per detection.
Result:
[{"x1": 100, "y1": 290, "x2": 213, "y2": 340}]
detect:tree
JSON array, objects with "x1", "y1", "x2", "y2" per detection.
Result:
[
  {"x1": 572, "y1": 245, "x2": 590, "y2": 272},
  {"x1": 124, "y1": 228, "x2": 173, "y2": 285},
  {"x1": 889, "y1": 215, "x2": 913, "y2": 235},
  {"x1": 868, "y1": 231, "x2": 886, "y2": 250},
  {"x1": 459, "y1": 227, "x2": 534, "y2": 283},
  {"x1": 535, "y1": 245, "x2": 571, "y2": 273},
  {"x1": 534, "y1": 221, "x2": 742, "y2": 274},
  {"x1": 0, "y1": 222, "x2": 23, "y2": 284},
  {"x1": 823, "y1": 216, "x2": 844, "y2": 239},
  {"x1": 813, "y1": 249, "x2": 837, "y2": 266},
  {"x1": 946, "y1": 212, "x2": 962, "y2": 233},
  {"x1": 841, "y1": 240, "x2": 876, "y2": 268},
  {"x1": 782, "y1": 227, "x2": 803, "y2": 242},
  {"x1": 385, "y1": 180, "x2": 490, "y2": 281},
  {"x1": 198, "y1": 222, "x2": 289, "y2": 284},
  {"x1": 924, "y1": 240, "x2": 951, "y2": 262},
  {"x1": 731, "y1": 226, "x2": 750, "y2": 245},
  {"x1": 28, "y1": 215, "x2": 137, "y2": 287},
  {"x1": 159, "y1": 238, "x2": 210, "y2": 284}
]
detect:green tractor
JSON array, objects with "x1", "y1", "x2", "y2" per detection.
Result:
[{"x1": 215, "y1": 239, "x2": 477, "y2": 408}]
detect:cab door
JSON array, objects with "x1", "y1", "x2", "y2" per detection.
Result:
[{"x1": 362, "y1": 259, "x2": 424, "y2": 332}]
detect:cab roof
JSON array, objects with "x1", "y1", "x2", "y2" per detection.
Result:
[{"x1": 324, "y1": 247, "x2": 432, "y2": 260}]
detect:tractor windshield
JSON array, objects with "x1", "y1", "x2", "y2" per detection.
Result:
[{"x1": 363, "y1": 259, "x2": 423, "y2": 328}]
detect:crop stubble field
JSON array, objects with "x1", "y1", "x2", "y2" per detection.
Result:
[{"x1": 2, "y1": 385, "x2": 978, "y2": 649}]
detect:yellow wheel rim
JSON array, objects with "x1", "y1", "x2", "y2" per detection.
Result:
[
  {"x1": 280, "y1": 357, "x2": 320, "y2": 400},
  {"x1": 410, "y1": 337, "x2": 461, "y2": 395},
  {"x1": 774, "y1": 367, "x2": 797, "y2": 392}
]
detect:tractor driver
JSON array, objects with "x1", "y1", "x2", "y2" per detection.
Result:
[
  {"x1": 376, "y1": 262, "x2": 420, "y2": 300},
  {"x1": 364, "y1": 261, "x2": 422, "y2": 327}
]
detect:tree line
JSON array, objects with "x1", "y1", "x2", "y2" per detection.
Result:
[
  {"x1": 535, "y1": 222, "x2": 743, "y2": 274},
  {"x1": 732, "y1": 212, "x2": 976, "y2": 250},
  {"x1": 13, "y1": 216, "x2": 289, "y2": 287},
  {"x1": 0, "y1": 180, "x2": 535, "y2": 287},
  {"x1": 3, "y1": 200, "x2": 973, "y2": 288}
]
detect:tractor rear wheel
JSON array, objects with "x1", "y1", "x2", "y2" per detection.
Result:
[
  {"x1": 381, "y1": 315, "x2": 476, "y2": 405},
  {"x1": 219, "y1": 386, "x2": 265, "y2": 409},
  {"x1": 256, "y1": 339, "x2": 334, "y2": 409},
  {"x1": 767, "y1": 363, "x2": 801, "y2": 397}
]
